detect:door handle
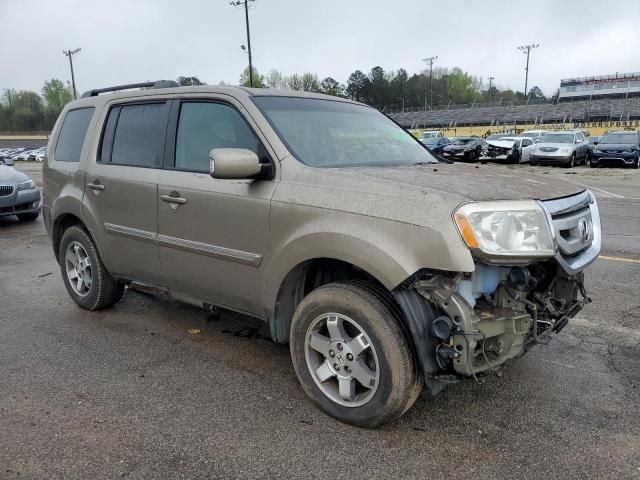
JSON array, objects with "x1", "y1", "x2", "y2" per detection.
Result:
[
  {"x1": 87, "y1": 182, "x2": 105, "y2": 191},
  {"x1": 160, "y1": 194, "x2": 187, "y2": 204}
]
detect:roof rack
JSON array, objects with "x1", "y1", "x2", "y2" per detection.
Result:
[{"x1": 81, "y1": 80, "x2": 179, "y2": 98}]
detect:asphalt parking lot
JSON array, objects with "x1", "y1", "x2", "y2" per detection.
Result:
[{"x1": 1, "y1": 163, "x2": 639, "y2": 480}]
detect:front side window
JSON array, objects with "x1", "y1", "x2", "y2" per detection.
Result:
[
  {"x1": 105, "y1": 103, "x2": 166, "y2": 167},
  {"x1": 174, "y1": 102, "x2": 260, "y2": 172},
  {"x1": 252, "y1": 96, "x2": 438, "y2": 167},
  {"x1": 54, "y1": 108, "x2": 95, "y2": 162}
]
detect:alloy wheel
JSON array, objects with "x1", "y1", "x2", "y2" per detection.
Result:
[
  {"x1": 65, "y1": 241, "x2": 93, "y2": 297},
  {"x1": 304, "y1": 313, "x2": 380, "y2": 407}
]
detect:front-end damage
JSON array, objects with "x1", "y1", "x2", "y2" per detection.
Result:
[{"x1": 394, "y1": 190, "x2": 600, "y2": 394}]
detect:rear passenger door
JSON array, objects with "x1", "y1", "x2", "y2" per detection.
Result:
[
  {"x1": 520, "y1": 138, "x2": 534, "y2": 162},
  {"x1": 156, "y1": 98, "x2": 276, "y2": 317},
  {"x1": 81, "y1": 101, "x2": 169, "y2": 286}
]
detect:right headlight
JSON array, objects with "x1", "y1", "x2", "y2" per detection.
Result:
[{"x1": 454, "y1": 200, "x2": 555, "y2": 260}]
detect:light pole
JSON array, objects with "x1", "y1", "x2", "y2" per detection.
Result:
[
  {"x1": 422, "y1": 56, "x2": 437, "y2": 110},
  {"x1": 63, "y1": 48, "x2": 81, "y2": 99},
  {"x1": 488, "y1": 76, "x2": 495, "y2": 101},
  {"x1": 517, "y1": 44, "x2": 539, "y2": 99},
  {"x1": 230, "y1": 0, "x2": 255, "y2": 87}
]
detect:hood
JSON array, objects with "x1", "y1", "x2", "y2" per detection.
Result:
[
  {"x1": 0, "y1": 165, "x2": 29, "y2": 184},
  {"x1": 444, "y1": 144, "x2": 472, "y2": 151},
  {"x1": 537, "y1": 143, "x2": 573, "y2": 150},
  {"x1": 595, "y1": 143, "x2": 638, "y2": 151},
  {"x1": 487, "y1": 139, "x2": 515, "y2": 149},
  {"x1": 338, "y1": 162, "x2": 584, "y2": 201}
]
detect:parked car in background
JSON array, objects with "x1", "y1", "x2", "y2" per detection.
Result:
[
  {"x1": 0, "y1": 151, "x2": 16, "y2": 166},
  {"x1": 0, "y1": 164, "x2": 41, "y2": 221},
  {"x1": 28, "y1": 147, "x2": 47, "y2": 162},
  {"x1": 519, "y1": 130, "x2": 547, "y2": 142},
  {"x1": 420, "y1": 136, "x2": 451, "y2": 154},
  {"x1": 440, "y1": 136, "x2": 485, "y2": 162},
  {"x1": 419, "y1": 130, "x2": 443, "y2": 140},
  {"x1": 486, "y1": 133, "x2": 509, "y2": 141},
  {"x1": 590, "y1": 131, "x2": 640, "y2": 168},
  {"x1": 482, "y1": 136, "x2": 535, "y2": 163},
  {"x1": 530, "y1": 130, "x2": 589, "y2": 167}
]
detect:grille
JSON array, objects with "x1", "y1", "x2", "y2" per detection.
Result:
[
  {"x1": 542, "y1": 191, "x2": 601, "y2": 274},
  {"x1": 0, "y1": 185, "x2": 14, "y2": 197},
  {"x1": 540, "y1": 147, "x2": 558, "y2": 152}
]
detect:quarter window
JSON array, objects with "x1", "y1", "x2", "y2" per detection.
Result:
[
  {"x1": 174, "y1": 102, "x2": 260, "y2": 172},
  {"x1": 103, "y1": 103, "x2": 167, "y2": 168},
  {"x1": 54, "y1": 108, "x2": 95, "y2": 162}
]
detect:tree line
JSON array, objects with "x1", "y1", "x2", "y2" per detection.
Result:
[
  {"x1": 237, "y1": 65, "x2": 549, "y2": 111},
  {"x1": 0, "y1": 67, "x2": 549, "y2": 133}
]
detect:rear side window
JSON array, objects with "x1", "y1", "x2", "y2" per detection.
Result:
[
  {"x1": 100, "y1": 103, "x2": 167, "y2": 168},
  {"x1": 54, "y1": 108, "x2": 94, "y2": 162},
  {"x1": 174, "y1": 102, "x2": 260, "y2": 172}
]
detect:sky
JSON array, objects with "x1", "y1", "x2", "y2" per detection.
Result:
[{"x1": 1, "y1": 0, "x2": 639, "y2": 98}]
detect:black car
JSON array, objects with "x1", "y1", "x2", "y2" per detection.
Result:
[
  {"x1": 590, "y1": 131, "x2": 640, "y2": 168},
  {"x1": 587, "y1": 136, "x2": 601, "y2": 161},
  {"x1": 440, "y1": 136, "x2": 485, "y2": 162},
  {"x1": 420, "y1": 136, "x2": 451, "y2": 154}
]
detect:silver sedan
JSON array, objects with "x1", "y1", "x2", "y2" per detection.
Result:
[{"x1": 0, "y1": 165, "x2": 41, "y2": 221}]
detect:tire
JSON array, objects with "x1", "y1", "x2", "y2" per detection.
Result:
[
  {"x1": 290, "y1": 282, "x2": 421, "y2": 428},
  {"x1": 17, "y1": 211, "x2": 39, "y2": 222},
  {"x1": 566, "y1": 153, "x2": 576, "y2": 168},
  {"x1": 589, "y1": 159, "x2": 597, "y2": 168},
  {"x1": 633, "y1": 157, "x2": 640, "y2": 169},
  {"x1": 59, "y1": 225, "x2": 124, "y2": 310}
]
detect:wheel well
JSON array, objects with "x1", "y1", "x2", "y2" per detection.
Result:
[
  {"x1": 52, "y1": 213, "x2": 86, "y2": 262},
  {"x1": 270, "y1": 258, "x2": 388, "y2": 344}
]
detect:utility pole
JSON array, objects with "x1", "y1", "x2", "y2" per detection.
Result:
[
  {"x1": 63, "y1": 48, "x2": 81, "y2": 99},
  {"x1": 422, "y1": 56, "x2": 438, "y2": 110},
  {"x1": 231, "y1": 0, "x2": 255, "y2": 87},
  {"x1": 488, "y1": 76, "x2": 495, "y2": 101},
  {"x1": 517, "y1": 44, "x2": 539, "y2": 99}
]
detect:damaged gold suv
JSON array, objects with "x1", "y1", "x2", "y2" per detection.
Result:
[{"x1": 43, "y1": 81, "x2": 601, "y2": 427}]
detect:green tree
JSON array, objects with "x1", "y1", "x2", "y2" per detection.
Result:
[
  {"x1": 368, "y1": 66, "x2": 389, "y2": 109},
  {"x1": 286, "y1": 73, "x2": 304, "y2": 91},
  {"x1": 264, "y1": 69, "x2": 286, "y2": 89},
  {"x1": 320, "y1": 77, "x2": 342, "y2": 96},
  {"x1": 239, "y1": 66, "x2": 265, "y2": 88},
  {"x1": 346, "y1": 70, "x2": 371, "y2": 102},
  {"x1": 176, "y1": 76, "x2": 204, "y2": 86},
  {"x1": 301, "y1": 72, "x2": 320, "y2": 92},
  {"x1": 527, "y1": 86, "x2": 546, "y2": 100},
  {"x1": 42, "y1": 79, "x2": 73, "y2": 114}
]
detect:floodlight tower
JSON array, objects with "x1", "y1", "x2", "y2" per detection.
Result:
[{"x1": 517, "y1": 44, "x2": 540, "y2": 99}]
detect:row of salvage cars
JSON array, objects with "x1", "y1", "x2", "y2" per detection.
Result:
[
  {"x1": 0, "y1": 147, "x2": 46, "y2": 166},
  {"x1": 418, "y1": 129, "x2": 640, "y2": 168}
]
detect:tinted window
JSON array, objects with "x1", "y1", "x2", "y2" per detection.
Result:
[
  {"x1": 110, "y1": 103, "x2": 165, "y2": 167},
  {"x1": 54, "y1": 108, "x2": 94, "y2": 162},
  {"x1": 174, "y1": 102, "x2": 259, "y2": 172},
  {"x1": 600, "y1": 133, "x2": 639, "y2": 144}
]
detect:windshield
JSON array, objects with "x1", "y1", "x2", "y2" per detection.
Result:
[
  {"x1": 252, "y1": 96, "x2": 438, "y2": 167},
  {"x1": 541, "y1": 134, "x2": 574, "y2": 144},
  {"x1": 486, "y1": 134, "x2": 506, "y2": 140},
  {"x1": 421, "y1": 137, "x2": 438, "y2": 145},
  {"x1": 519, "y1": 132, "x2": 542, "y2": 138},
  {"x1": 452, "y1": 138, "x2": 475, "y2": 145},
  {"x1": 600, "y1": 133, "x2": 638, "y2": 144}
]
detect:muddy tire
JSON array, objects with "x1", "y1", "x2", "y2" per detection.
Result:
[
  {"x1": 290, "y1": 282, "x2": 421, "y2": 428},
  {"x1": 59, "y1": 225, "x2": 124, "y2": 310}
]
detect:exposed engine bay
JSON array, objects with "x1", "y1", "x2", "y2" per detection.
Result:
[{"x1": 395, "y1": 261, "x2": 591, "y2": 394}]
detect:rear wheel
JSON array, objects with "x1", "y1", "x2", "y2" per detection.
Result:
[
  {"x1": 633, "y1": 157, "x2": 640, "y2": 169},
  {"x1": 59, "y1": 225, "x2": 124, "y2": 310},
  {"x1": 17, "y1": 211, "x2": 39, "y2": 222},
  {"x1": 290, "y1": 282, "x2": 421, "y2": 428}
]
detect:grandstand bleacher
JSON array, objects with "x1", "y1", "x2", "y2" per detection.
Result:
[{"x1": 388, "y1": 96, "x2": 640, "y2": 130}]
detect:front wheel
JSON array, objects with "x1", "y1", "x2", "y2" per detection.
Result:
[
  {"x1": 59, "y1": 225, "x2": 124, "y2": 310},
  {"x1": 633, "y1": 157, "x2": 640, "y2": 169},
  {"x1": 290, "y1": 282, "x2": 421, "y2": 428},
  {"x1": 566, "y1": 153, "x2": 576, "y2": 168}
]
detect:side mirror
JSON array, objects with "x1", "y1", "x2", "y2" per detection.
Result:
[
  {"x1": 593, "y1": 141, "x2": 598, "y2": 145},
  {"x1": 209, "y1": 148, "x2": 263, "y2": 179}
]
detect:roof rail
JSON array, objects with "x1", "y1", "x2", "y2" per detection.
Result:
[{"x1": 80, "y1": 80, "x2": 179, "y2": 98}]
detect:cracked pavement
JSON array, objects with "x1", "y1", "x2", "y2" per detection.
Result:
[{"x1": 0, "y1": 163, "x2": 639, "y2": 479}]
